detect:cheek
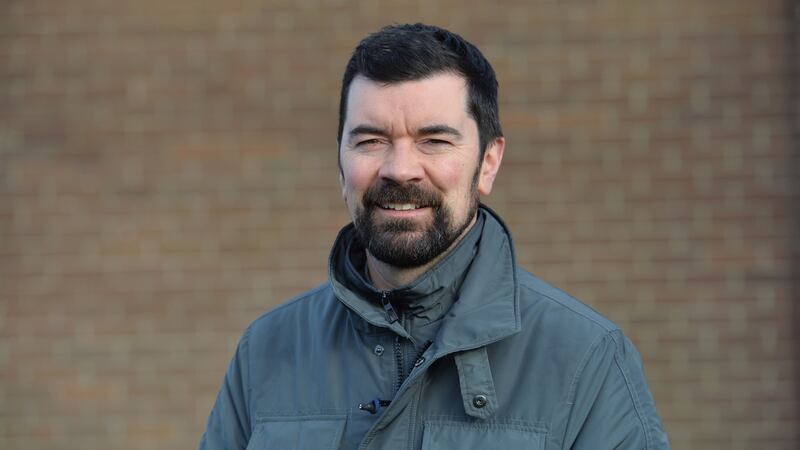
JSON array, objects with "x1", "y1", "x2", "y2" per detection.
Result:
[
  {"x1": 430, "y1": 160, "x2": 472, "y2": 197},
  {"x1": 341, "y1": 160, "x2": 376, "y2": 200}
]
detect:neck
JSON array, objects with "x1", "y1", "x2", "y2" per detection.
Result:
[{"x1": 366, "y1": 215, "x2": 477, "y2": 291}]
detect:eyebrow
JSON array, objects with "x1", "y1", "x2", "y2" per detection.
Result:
[
  {"x1": 348, "y1": 125, "x2": 389, "y2": 140},
  {"x1": 347, "y1": 124, "x2": 463, "y2": 140},
  {"x1": 417, "y1": 125, "x2": 463, "y2": 139}
]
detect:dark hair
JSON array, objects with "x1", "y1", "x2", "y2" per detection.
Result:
[{"x1": 337, "y1": 23, "x2": 503, "y2": 158}]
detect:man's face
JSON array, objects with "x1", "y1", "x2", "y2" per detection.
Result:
[{"x1": 339, "y1": 73, "x2": 503, "y2": 268}]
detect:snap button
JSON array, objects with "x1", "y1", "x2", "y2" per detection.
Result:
[
  {"x1": 414, "y1": 356, "x2": 425, "y2": 367},
  {"x1": 373, "y1": 344, "x2": 384, "y2": 356},
  {"x1": 472, "y1": 394, "x2": 488, "y2": 408}
]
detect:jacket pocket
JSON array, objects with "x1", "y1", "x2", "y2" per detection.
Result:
[
  {"x1": 246, "y1": 415, "x2": 346, "y2": 450},
  {"x1": 421, "y1": 420, "x2": 546, "y2": 450}
]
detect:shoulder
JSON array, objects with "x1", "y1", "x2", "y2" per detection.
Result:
[
  {"x1": 246, "y1": 282, "x2": 344, "y2": 341},
  {"x1": 515, "y1": 268, "x2": 619, "y2": 339},
  {"x1": 254, "y1": 282, "x2": 334, "y2": 317},
  {"x1": 512, "y1": 272, "x2": 670, "y2": 448},
  {"x1": 510, "y1": 268, "x2": 643, "y2": 380}
]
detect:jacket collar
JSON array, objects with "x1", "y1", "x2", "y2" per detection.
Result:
[
  {"x1": 329, "y1": 205, "x2": 521, "y2": 354},
  {"x1": 428, "y1": 205, "x2": 521, "y2": 355}
]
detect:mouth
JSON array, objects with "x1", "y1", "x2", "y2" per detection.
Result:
[{"x1": 379, "y1": 203, "x2": 425, "y2": 211}]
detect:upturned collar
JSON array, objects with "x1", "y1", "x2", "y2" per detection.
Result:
[{"x1": 329, "y1": 205, "x2": 520, "y2": 352}]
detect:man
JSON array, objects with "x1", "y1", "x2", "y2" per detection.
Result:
[{"x1": 199, "y1": 23, "x2": 669, "y2": 449}]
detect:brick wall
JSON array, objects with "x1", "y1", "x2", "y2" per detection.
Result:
[{"x1": 1, "y1": 1, "x2": 797, "y2": 449}]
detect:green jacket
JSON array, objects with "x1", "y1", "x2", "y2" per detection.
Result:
[{"x1": 199, "y1": 207, "x2": 669, "y2": 449}]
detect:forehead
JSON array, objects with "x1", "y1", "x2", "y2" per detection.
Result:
[{"x1": 344, "y1": 73, "x2": 473, "y2": 131}]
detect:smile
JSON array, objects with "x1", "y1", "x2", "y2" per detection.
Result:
[{"x1": 380, "y1": 203, "x2": 423, "y2": 211}]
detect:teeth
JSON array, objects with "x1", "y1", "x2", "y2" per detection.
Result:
[{"x1": 382, "y1": 203, "x2": 419, "y2": 211}]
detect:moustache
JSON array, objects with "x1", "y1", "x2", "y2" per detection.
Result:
[{"x1": 362, "y1": 181, "x2": 442, "y2": 209}]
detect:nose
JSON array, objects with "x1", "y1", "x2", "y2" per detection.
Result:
[{"x1": 378, "y1": 139, "x2": 425, "y2": 184}]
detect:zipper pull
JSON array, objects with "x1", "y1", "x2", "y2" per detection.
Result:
[
  {"x1": 380, "y1": 291, "x2": 399, "y2": 324},
  {"x1": 358, "y1": 398, "x2": 391, "y2": 414}
]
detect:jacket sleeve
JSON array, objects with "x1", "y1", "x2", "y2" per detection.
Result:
[
  {"x1": 564, "y1": 330, "x2": 669, "y2": 450},
  {"x1": 198, "y1": 327, "x2": 252, "y2": 450}
]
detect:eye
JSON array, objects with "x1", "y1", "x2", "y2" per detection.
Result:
[
  {"x1": 423, "y1": 138, "x2": 452, "y2": 147},
  {"x1": 355, "y1": 138, "x2": 385, "y2": 148}
]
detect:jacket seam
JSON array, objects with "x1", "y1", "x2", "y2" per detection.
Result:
[
  {"x1": 408, "y1": 384, "x2": 424, "y2": 450},
  {"x1": 253, "y1": 413, "x2": 347, "y2": 421},
  {"x1": 518, "y1": 282, "x2": 616, "y2": 333},
  {"x1": 251, "y1": 282, "x2": 331, "y2": 323},
  {"x1": 610, "y1": 332, "x2": 654, "y2": 449},
  {"x1": 423, "y1": 419, "x2": 547, "y2": 433},
  {"x1": 556, "y1": 331, "x2": 610, "y2": 449},
  {"x1": 509, "y1": 239, "x2": 521, "y2": 332},
  {"x1": 243, "y1": 324, "x2": 253, "y2": 435},
  {"x1": 423, "y1": 415, "x2": 549, "y2": 430},
  {"x1": 565, "y1": 331, "x2": 608, "y2": 404}
]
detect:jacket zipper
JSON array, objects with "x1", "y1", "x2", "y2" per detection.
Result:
[
  {"x1": 380, "y1": 290, "x2": 405, "y2": 396},
  {"x1": 394, "y1": 315, "x2": 405, "y2": 395},
  {"x1": 360, "y1": 291, "x2": 406, "y2": 416},
  {"x1": 381, "y1": 292, "x2": 430, "y2": 401},
  {"x1": 380, "y1": 291, "x2": 399, "y2": 324}
]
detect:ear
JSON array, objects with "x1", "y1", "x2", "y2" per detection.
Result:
[
  {"x1": 338, "y1": 140, "x2": 347, "y2": 200},
  {"x1": 477, "y1": 137, "x2": 505, "y2": 196},
  {"x1": 339, "y1": 171, "x2": 346, "y2": 200}
]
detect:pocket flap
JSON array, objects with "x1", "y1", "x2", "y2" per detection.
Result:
[
  {"x1": 422, "y1": 420, "x2": 545, "y2": 450},
  {"x1": 246, "y1": 415, "x2": 346, "y2": 450}
]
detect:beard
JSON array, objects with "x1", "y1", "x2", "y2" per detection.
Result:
[{"x1": 352, "y1": 171, "x2": 480, "y2": 269}]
